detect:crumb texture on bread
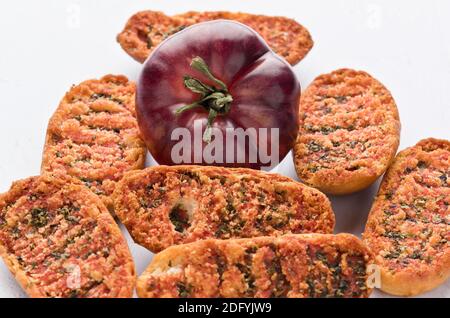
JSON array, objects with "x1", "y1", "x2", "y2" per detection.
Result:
[
  {"x1": 0, "y1": 174, "x2": 136, "y2": 298},
  {"x1": 363, "y1": 138, "x2": 450, "y2": 296},
  {"x1": 113, "y1": 165, "x2": 335, "y2": 253},
  {"x1": 293, "y1": 69, "x2": 401, "y2": 195},
  {"x1": 41, "y1": 75, "x2": 146, "y2": 211},
  {"x1": 137, "y1": 234, "x2": 373, "y2": 298},
  {"x1": 116, "y1": 11, "x2": 313, "y2": 65}
]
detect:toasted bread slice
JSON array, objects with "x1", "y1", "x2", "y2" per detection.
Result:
[
  {"x1": 0, "y1": 174, "x2": 135, "y2": 298},
  {"x1": 363, "y1": 138, "x2": 450, "y2": 296},
  {"x1": 136, "y1": 233, "x2": 373, "y2": 298},
  {"x1": 117, "y1": 11, "x2": 313, "y2": 65},
  {"x1": 41, "y1": 75, "x2": 146, "y2": 212},
  {"x1": 293, "y1": 69, "x2": 401, "y2": 195},
  {"x1": 113, "y1": 166, "x2": 335, "y2": 253}
]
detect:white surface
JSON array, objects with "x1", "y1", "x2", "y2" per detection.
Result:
[{"x1": 0, "y1": 0, "x2": 449, "y2": 298}]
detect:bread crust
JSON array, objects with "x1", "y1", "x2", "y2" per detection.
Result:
[
  {"x1": 363, "y1": 138, "x2": 450, "y2": 296},
  {"x1": 0, "y1": 174, "x2": 135, "y2": 298},
  {"x1": 293, "y1": 69, "x2": 401, "y2": 195},
  {"x1": 41, "y1": 75, "x2": 146, "y2": 212},
  {"x1": 116, "y1": 10, "x2": 313, "y2": 65},
  {"x1": 113, "y1": 165, "x2": 335, "y2": 253},
  {"x1": 136, "y1": 233, "x2": 374, "y2": 298}
]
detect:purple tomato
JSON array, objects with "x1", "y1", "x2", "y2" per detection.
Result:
[{"x1": 137, "y1": 20, "x2": 300, "y2": 169}]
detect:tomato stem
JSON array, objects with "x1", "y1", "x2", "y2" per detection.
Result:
[
  {"x1": 174, "y1": 101, "x2": 202, "y2": 115},
  {"x1": 204, "y1": 109, "x2": 218, "y2": 143},
  {"x1": 190, "y1": 57, "x2": 228, "y2": 91},
  {"x1": 176, "y1": 56, "x2": 233, "y2": 143}
]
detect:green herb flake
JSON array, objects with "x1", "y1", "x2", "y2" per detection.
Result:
[
  {"x1": 404, "y1": 167, "x2": 414, "y2": 174},
  {"x1": 139, "y1": 198, "x2": 149, "y2": 209},
  {"x1": 150, "y1": 199, "x2": 162, "y2": 208},
  {"x1": 226, "y1": 199, "x2": 236, "y2": 213},
  {"x1": 417, "y1": 161, "x2": 427, "y2": 169},
  {"x1": 69, "y1": 290, "x2": 79, "y2": 298},
  {"x1": 337, "y1": 280, "x2": 349, "y2": 296},
  {"x1": 30, "y1": 208, "x2": 48, "y2": 228},
  {"x1": 409, "y1": 251, "x2": 422, "y2": 260},
  {"x1": 315, "y1": 252, "x2": 328, "y2": 264},
  {"x1": 347, "y1": 140, "x2": 359, "y2": 149},
  {"x1": 58, "y1": 205, "x2": 80, "y2": 223},
  {"x1": 384, "y1": 250, "x2": 400, "y2": 259},
  {"x1": 413, "y1": 197, "x2": 427, "y2": 209},
  {"x1": 335, "y1": 96, "x2": 348, "y2": 103},
  {"x1": 91, "y1": 93, "x2": 109, "y2": 100},
  {"x1": 306, "y1": 277, "x2": 316, "y2": 297},
  {"x1": 432, "y1": 215, "x2": 442, "y2": 224},
  {"x1": 80, "y1": 177, "x2": 93, "y2": 188},
  {"x1": 236, "y1": 262, "x2": 255, "y2": 294},
  {"x1": 320, "y1": 126, "x2": 336, "y2": 135},
  {"x1": 384, "y1": 231, "x2": 406, "y2": 240},
  {"x1": 308, "y1": 166, "x2": 320, "y2": 173},
  {"x1": 308, "y1": 141, "x2": 323, "y2": 153},
  {"x1": 162, "y1": 25, "x2": 187, "y2": 40},
  {"x1": 158, "y1": 187, "x2": 167, "y2": 194},
  {"x1": 176, "y1": 282, "x2": 192, "y2": 298},
  {"x1": 215, "y1": 223, "x2": 230, "y2": 237}
]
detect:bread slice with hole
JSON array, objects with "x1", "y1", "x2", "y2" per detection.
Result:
[
  {"x1": 136, "y1": 233, "x2": 374, "y2": 298},
  {"x1": 113, "y1": 165, "x2": 335, "y2": 253}
]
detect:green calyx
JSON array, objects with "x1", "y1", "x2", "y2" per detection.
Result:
[{"x1": 175, "y1": 56, "x2": 233, "y2": 143}]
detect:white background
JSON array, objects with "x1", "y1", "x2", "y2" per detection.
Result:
[{"x1": 0, "y1": 0, "x2": 449, "y2": 298}]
